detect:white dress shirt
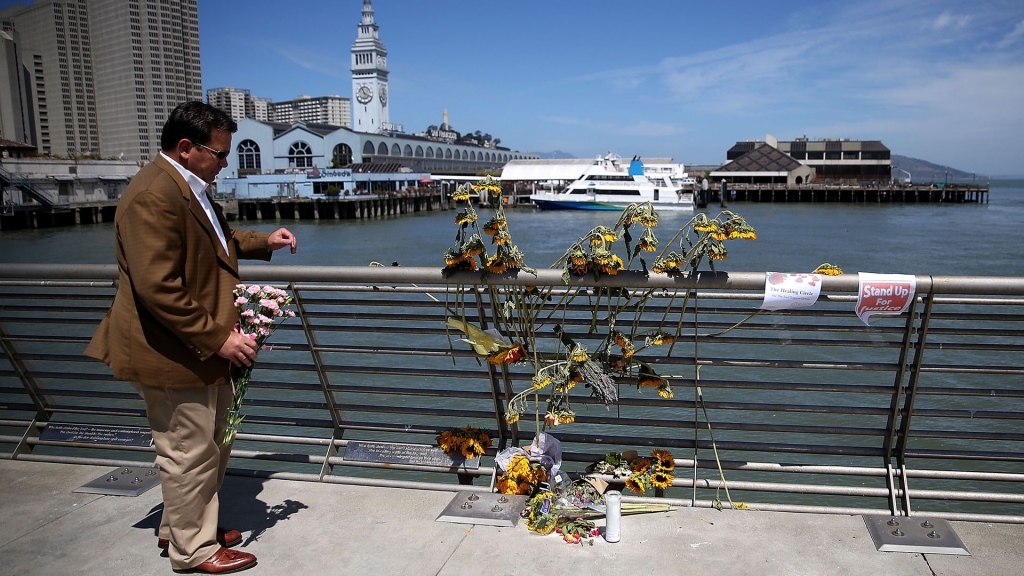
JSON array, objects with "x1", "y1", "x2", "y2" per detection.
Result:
[{"x1": 160, "y1": 152, "x2": 229, "y2": 253}]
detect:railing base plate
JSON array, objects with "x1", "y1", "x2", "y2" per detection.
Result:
[
  {"x1": 862, "y1": 515, "x2": 970, "y2": 555},
  {"x1": 436, "y1": 491, "x2": 526, "y2": 527},
  {"x1": 73, "y1": 466, "x2": 160, "y2": 497}
]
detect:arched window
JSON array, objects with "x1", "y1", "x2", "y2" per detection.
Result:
[
  {"x1": 403, "y1": 144, "x2": 413, "y2": 156},
  {"x1": 391, "y1": 143, "x2": 401, "y2": 156},
  {"x1": 237, "y1": 139, "x2": 261, "y2": 173},
  {"x1": 485, "y1": 153, "x2": 491, "y2": 162},
  {"x1": 470, "y1": 151, "x2": 476, "y2": 160},
  {"x1": 378, "y1": 142, "x2": 389, "y2": 155},
  {"x1": 445, "y1": 148, "x2": 452, "y2": 159},
  {"x1": 333, "y1": 143, "x2": 353, "y2": 167},
  {"x1": 288, "y1": 141, "x2": 313, "y2": 168},
  {"x1": 425, "y1": 147, "x2": 434, "y2": 158},
  {"x1": 363, "y1": 141, "x2": 375, "y2": 155},
  {"x1": 415, "y1": 146, "x2": 424, "y2": 157}
]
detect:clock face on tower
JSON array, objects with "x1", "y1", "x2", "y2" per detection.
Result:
[
  {"x1": 379, "y1": 85, "x2": 388, "y2": 105},
  {"x1": 356, "y1": 84, "x2": 372, "y2": 104}
]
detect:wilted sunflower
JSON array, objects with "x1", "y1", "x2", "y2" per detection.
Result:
[
  {"x1": 443, "y1": 248, "x2": 463, "y2": 267},
  {"x1": 505, "y1": 409, "x2": 521, "y2": 425},
  {"x1": 570, "y1": 344, "x2": 589, "y2": 363},
  {"x1": 486, "y1": 253, "x2": 508, "y2": 273},
  {"x1": 612, "y1": 330, "x2": 629, "y2": 348},
  {"x1": 487, "y1": 343, "x2": 524, "y2": 365},
  {"x1": 657, "y1": 382, "x2": 674, "y2": 399},
  {"x1": 600, "y1": 254, "x2": 624, "y2": 275},
  {"x1": 649, "y1": 332, "x2": 674, "y2": 346},
  {"x1": 482, "y1": 216, "x2": 506, "y2": 236},
  {"x1": 454, "y1": 210, "x2": 477, "y2": 225},
  {"x1": 531, "y1": 373, "x2": 552, "y2": 390},
  {"x1": 493, "y1": 230, "x2": 512, "y2": 245},
  {"x1": 638, "y1": 234, "x2": 658, "y2": 252},
  {"x1": 621, "y1": 344, "x2": 635, "y2": 358},
  {"x1": 451, "y1": 185, "x2": 472, "y2": 202},
  {"x1": 568, "y1": 246, "x2": 588, "y2": 267},
  {"x1": 813, "y1": 263, "x2": 843, "y2": 276},
  {"x1": 637, "y1": 209, "x2": 658, "y2": 228},
  {"x1": 462, "y1": 236, "x2": 485, "y2": 257},
  {"x1": 638, "y1": 375, "x2": 663, "y2": 388},
  {"x1": 709, "y1": 242, "x2": 728, "y2": 261}
]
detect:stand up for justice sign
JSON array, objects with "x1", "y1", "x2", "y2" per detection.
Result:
[{"x1": 856, "y1": 273, "x2": 916, "y2": 325}]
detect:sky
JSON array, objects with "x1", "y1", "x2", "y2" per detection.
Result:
[{"x1": 5, "y1": 0, "x2": 1024, "y2": 175}]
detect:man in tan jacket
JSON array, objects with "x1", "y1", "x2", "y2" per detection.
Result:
[{"x1": 86, "y1": 102, "x2": 297, "y2": 574}]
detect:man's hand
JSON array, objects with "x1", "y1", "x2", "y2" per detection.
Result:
[
  {"x1": 217, "y1": 331, "x2": 259, "y2": 367},
  {"x1": 268, "y1": 228, "x2": 297, "y2": 254}
]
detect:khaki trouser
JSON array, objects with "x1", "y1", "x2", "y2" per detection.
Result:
[{"x1": 132, "y1": 382, "x2": 233, "y2": 570}]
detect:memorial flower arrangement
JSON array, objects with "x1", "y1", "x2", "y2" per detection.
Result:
[
  {"x1": 435, "y1": 425, "x2": 491, "y2": 459},
  {"x1": 496, "y1": 454, "x2": 548, "y2": 496},
  {"x1": 589, "y1": 449, "x2": 676, "y2": 495},
  {"x1": 222, "y1": 284, "x2": 295, "y2": 445}
]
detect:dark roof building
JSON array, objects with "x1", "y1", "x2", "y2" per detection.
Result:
[
  {"x1": 726, "y1": 137, "x2": 891, "y2": 182},
  {"x1": 712, "y1": 141, "x2": 815, "y2": 184}
]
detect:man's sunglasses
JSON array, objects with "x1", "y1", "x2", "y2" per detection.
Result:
[{"x1": 193, "y1": 142, "x2": 230, "y2": 161}]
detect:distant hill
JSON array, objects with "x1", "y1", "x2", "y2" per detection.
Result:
[
  {"x1": 891, "y1": 154, "x2": 977, "y2": 183},
  {"x1": 529, "y1": 150, "x2": 576, "y2": 159}
]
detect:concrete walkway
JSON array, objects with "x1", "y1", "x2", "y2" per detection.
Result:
[{"x1": 0, "y1": 460, "x2": 1020, "y2": 576}]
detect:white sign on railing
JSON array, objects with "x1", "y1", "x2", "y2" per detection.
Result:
[{"x1": 760, "y1": 272, "x2": 823, "y2": 311}]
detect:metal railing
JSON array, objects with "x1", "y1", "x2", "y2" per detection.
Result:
[{"x1": 1, "y1": 264, "x2": 1022, "y2": 522}]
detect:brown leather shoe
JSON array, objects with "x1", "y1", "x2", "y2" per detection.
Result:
[
  {"x1": 159, "y1": 528, "x2": 244, "y2": 550},
  {"x1": 174, "y1": 547, "x2": 256, "y2": 574}
]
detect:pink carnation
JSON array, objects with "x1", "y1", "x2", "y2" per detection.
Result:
[
  {"x1": 235, "y1": 297, "x2": 248, "y2": 307},
  {"x1": 257, "y1": 314, "x2": 273, "y2": 325},
  {"x1": 240, "y1": 309, "x2": 255, "y2": 318},
  {"x1": 246, "y1": 285, "x2": 261, "y2": 295}
]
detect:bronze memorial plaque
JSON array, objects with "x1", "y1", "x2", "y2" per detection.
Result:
[
  {"x1": 344, "y1": 440, "x2": 480, "y2": 470},
  {"x1": 40, "y1": 422, "x2": 154, "y2": 447}
]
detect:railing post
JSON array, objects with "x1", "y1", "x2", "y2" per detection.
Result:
[
  {"x1": 881, "y1": 294, "x2": 919, "y2": 515},
  {"x1": 894, "y1": 290, "x2": 935, "y2": 517},
  {"x1": 290, "y1": 282, "x2": 348, "y2": 480},
  {"x1": 475, "y1": 285, "x2": 518, "y2": 450}
]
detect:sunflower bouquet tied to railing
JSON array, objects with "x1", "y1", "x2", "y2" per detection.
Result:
[
  {"x1": 436, "y1": 425, "x2": 491, "y2": 460},
  {"x1": 589, "y1": 449, "x2": 676, "y2": 495},
  {"x1": 222, "y1": 284, "x2": 295, "y2": 445}
]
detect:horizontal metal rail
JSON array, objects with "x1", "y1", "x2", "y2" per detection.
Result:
[{"x1": 2, "y1": 264, "x2": 1023, "y2": 522}]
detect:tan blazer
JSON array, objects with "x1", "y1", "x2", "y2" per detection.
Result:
[{"x1": 86, "y1": 155, "x2": 271, "y2": 389}]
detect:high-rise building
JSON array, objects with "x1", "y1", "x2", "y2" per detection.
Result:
[
  {"x1": 269, "y1": 95, "x2": 351, "y2": 128},
  {"x1": 207, "y1": 87, "x2": 248, "y2": 121},
  {"x1": 1, "y1": 0, "x2": 100, "y2": 156},
  {"x1": 246, "y1": 95, "x2": 270, "y2": 122},
  {"x1": 1, "y1": 0, "x2": 202, "y2": 160},
  {"x1": 350, "y1": 0, "x2": 390, "y2": 133},
  {"x1": 0, "y1": 29, "x2": 34, "y2": 145}
]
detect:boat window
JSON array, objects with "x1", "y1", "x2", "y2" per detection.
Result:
[
  {"x1": 595, "y1": 189, "x2": 642, "y2": 196},
  {"x1": 585, "y1": 175, "x2": 633, "y2": 181},
  {"x1": 654, "y1": 189, "x2": 659, "y2": 201}
]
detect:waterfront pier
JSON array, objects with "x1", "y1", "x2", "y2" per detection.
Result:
[
  {"x1": 231, "y1": 191, "x2": 448, "y2": 222},
  {"x1": 694, "y1": 183, "x2": 988, "y2": 206},
  {"x1": 0, "y1": 192, "x2": 448, "y2": 231}
]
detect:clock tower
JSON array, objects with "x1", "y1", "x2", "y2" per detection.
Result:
[{"x1": 351, "y1": 0, "x2": 390, "y2": 133}]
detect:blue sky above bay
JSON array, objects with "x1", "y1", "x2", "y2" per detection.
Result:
[{"x1": 4, "y1": 0, "x2": 1023, "y2": 175}]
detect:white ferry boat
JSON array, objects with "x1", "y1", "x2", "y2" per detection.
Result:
[{"x1": 529, "y1": 154, "x2": 693, "y2": 211}]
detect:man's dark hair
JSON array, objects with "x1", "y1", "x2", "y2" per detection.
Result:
[{"x1": 160, "y1": 101, "x2": 238, "y2": 151}]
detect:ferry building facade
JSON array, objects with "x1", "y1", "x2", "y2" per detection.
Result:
[{"x1": 217, "y1": 0, "x2": 536, "y2": 195}]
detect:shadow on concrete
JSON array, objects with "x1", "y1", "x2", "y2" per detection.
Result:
[{"x1": 130, "y1": 476, "x2": 309, "y2": 549}]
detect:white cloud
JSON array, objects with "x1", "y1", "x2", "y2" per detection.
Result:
[
  {"x1": 932, "y1": 11, "x2": 972, "y2": 31},
  {"x1": 542, "y1": 116, "x2": 684, "y2": 137},
  {"x1": 997, "y1": 19, "x2": 1024, "y2": 49}
]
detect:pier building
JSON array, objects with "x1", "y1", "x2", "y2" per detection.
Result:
[
  {"x1": 727, "y1": 135, "x2": 891, "y2": 183},
  {"x1": 206, "y1": 87, "x2": 272, "y2": 123}
]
